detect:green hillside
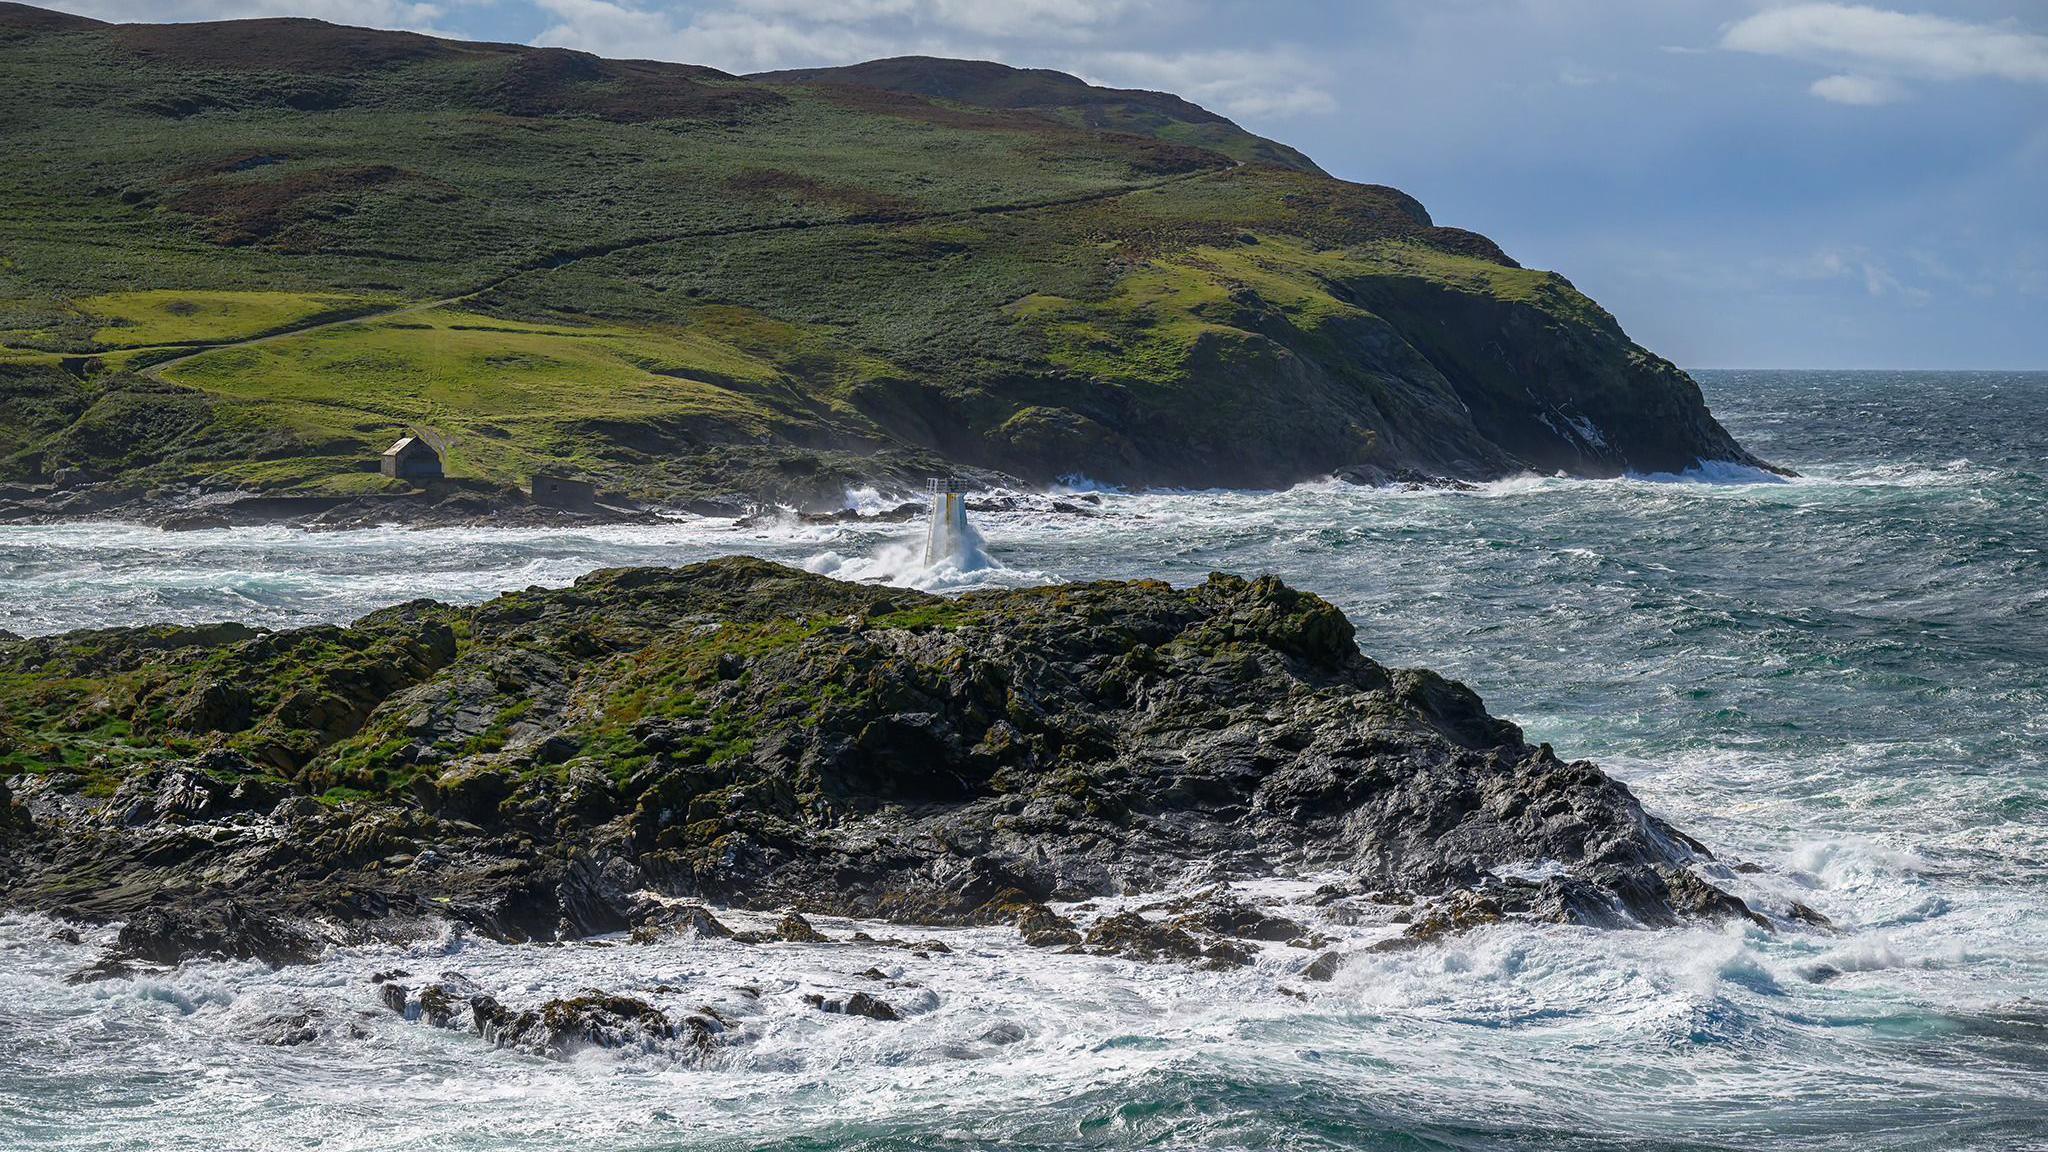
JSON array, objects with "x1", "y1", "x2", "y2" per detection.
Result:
[
  {"x1": 750, "y1": 56, "x2": 1327, "y2": 174},
  {"x1": 0, "y1": 3, "x2": 1766, "y2": 512}
]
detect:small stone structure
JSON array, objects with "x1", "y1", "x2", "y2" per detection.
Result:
[
  {"x1": 380, "y1": 435, "x2": 442, "y2": 482},
  {"x1": 529, "y1": 471, "x2": 597, "y2": 511}
]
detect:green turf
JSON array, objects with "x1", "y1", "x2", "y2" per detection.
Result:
[{"x1": 76, "y1": 289, "x2": 382, "y2": 348}]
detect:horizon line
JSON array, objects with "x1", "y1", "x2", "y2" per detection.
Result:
[{"x1": 1688, "y1": 365, "x2": 2047, "y2": 374}]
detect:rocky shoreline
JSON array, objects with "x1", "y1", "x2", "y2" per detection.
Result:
[
  {"x1": 0, "y1": 465, "x2": 1498, "y2": 531},
  {"x1": 1, "y1": 558, "x2": 1782, "y2": 991},
  {"x1": 0, "y1": 476, "x2": 682, "y2": 531}
]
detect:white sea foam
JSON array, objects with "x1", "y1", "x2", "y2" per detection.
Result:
[
  {"x1": 9, "y1": 868, "x2": 2029, "y2": 1152},
  {"x1": 4, "y1": 371, "x2": 2046, "y2": 1146}
]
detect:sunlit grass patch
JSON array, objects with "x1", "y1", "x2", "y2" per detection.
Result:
[
  {"x1": 80, "y1": 289, "x2": 387, "y2": 348},
  {"x1": 152, "y1": 306, "x2": 882, "y2": 487},
  {"x1": 164, "y1": 307, "x2": 783, "y2": 416},
  {"x1": 1008, "y1": 233, "x2": 1375, "y2": 385},
  {"x1": 1349, "y1": 241, "x2": 1609, "y2": 328}
]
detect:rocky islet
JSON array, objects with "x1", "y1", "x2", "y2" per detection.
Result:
[{"x1": 1, "y1": 556, "x2": 1778, "y2": 1044}]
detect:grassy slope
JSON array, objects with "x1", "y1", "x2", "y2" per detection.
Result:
[{"x1": 0, "y1": 4, "x2": 1761, "y2": 506}]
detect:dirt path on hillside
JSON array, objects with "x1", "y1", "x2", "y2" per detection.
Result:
[{"x1": 140, "y1": 166, "x2": 1231, "y2": 380}]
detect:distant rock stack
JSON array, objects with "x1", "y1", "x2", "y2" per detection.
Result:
[{"x1": 923, "y1": 478, "x2": 971, "y2": 567}]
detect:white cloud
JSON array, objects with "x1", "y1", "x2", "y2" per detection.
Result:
[
  {"x1": 927, "y1": 0, "x2": 1138, "y2": 40},
  {"x1": 531, "y1": 0, "x2": 895, "y2": 71},
  {"x1": 1723, "y1": 3, "x2": 2048, "y2": 103},
  {"x1": 1808, "y1": 71, "x2": 1904, "y2": 104},
  {"x1": 737, "y1": 0, "x2": 917, "y2": 22},
  {"x1": 526, "y1": 0, "x2": 1160, "y2": 75},
  {"x1": 524, "y1": 1, "x2": 1328, "y2": 121},
  {"x1": 1771, "y1": 247, "x2": 1930, "y2": 302},
  {"x1": 731, "y1": 0, "x2": 1129, "y2": 37},
  {"x1": 1777, "y1": 249, "x2": 1851, "y2": 280},
  {"x1": 1082, "y1": 48, "x2": 1335, "y2": 119}
]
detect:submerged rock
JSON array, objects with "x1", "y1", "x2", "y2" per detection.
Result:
[
  {"x1": 0, "y1": 558, "x2": 1762, "y2": 965},
  {"x1": 806, "y1": 990, "x2": 900, "y2": 1021},
  {"x1": 65, "y1": 956, "x2": 151, "y2": 985},
  {"x1": 775, "y1": 912, "x2": 829, "y2": 943},
  {"x1": 245, "y1": 1010, "x2": 325, "y2": 1047},
  {"x1": 1371, "y1": 891, "x2": 1506, "y2": 952},
  {"x1": 1014, "y1": 904, "x2": 1082, "y2": 948},
  {"x1": 629, "y1": 904, "x2": 735, "y2": 944},
  {"x1": 383, "y1": 975, "x2": 728, "y2": 1059},
  {"x1": 1084, "y1": 911, "x2": 1254, "y2": 969},
  {"x1": 978, "y1": 1021, "x2": 1028, "y2": 1045},
  {"x1": 1157, "y1": 893, "x2": 1307, "y2": 944},
  {"x1": 1299, "y1": 950, "x2": 1344, "y2": 982}
]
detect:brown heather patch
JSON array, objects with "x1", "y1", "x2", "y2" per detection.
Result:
[
  {"x1": 1030, "y1": 196, "x2": 1242, "y2": 263},
  {"x1": 170, "y1": 151, "x2": 290, "y2": 182},
  {"x1": 1064, "y1": 132, "x2": 1231, "y2": 176},
  {"x1": 479, "y1": 48, "x2": 781, "y2": 125},
  {"x1": 110, "y1": 17, "x2": 475, "y2": 74},
  {"x1": 0, "y1": 2, "x2": 101, "y2": 33},
  {"x1": 796, "y1": 82, "x2": 1063, "y2": 136},
  {"x1": 1257, "y1": 169, "x2": 1437, "y2": 243},
  {"x1": 722, "y1": 167, "x2": 916, "y2": 219},
  {"x1": 786, "y1": 86, "x2": 1235, "y2": 178},
  {"x1": 457, "y1": 112, "x2": 560, "y2": 132},
  {"x1": 167, "y1": 165, "x2": 412, "y2": 248},
  {"x1": 1417, "y1": 227, "x2": 1519, "y2": 268}
]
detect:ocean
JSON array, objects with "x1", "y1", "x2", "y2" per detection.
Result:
[{"x1": 2, "y1": 369, "x2": 2043, "y2": 1150}]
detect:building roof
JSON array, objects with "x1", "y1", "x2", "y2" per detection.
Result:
[{"x1": 383, "y1": 436, "x2": 432, "y2": 457}]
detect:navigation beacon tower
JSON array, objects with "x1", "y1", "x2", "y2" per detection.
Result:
[{"x1": 923, "y1": 477, "x2": 971, "y2": 566}]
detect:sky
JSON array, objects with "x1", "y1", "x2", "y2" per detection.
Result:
[{"x1": 40, "y1": 1, "x2": 2048, "y2": 370}]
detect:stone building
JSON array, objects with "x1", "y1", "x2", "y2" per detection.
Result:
[
  {"x1": 529, "y1": 471, "x2": 597, "y2": 511},
  {"x1": 380, "y1": 435, "x2": 442, "y2": 482}
]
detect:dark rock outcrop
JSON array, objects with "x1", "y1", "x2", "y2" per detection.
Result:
[
  {"x1": 114, "y1": 892, "x2": 321, "y2": 966},
  {"x1": 0, "y1": 558, "x2": 1759, "y2": 965}
]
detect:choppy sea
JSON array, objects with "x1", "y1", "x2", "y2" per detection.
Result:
[{"x1": 2, "y1": 369, "x2": 2043, "y2": 1150}]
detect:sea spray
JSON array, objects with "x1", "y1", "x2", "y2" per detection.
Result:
[
  {"x1": 802, "y1": 480, "x2": 1054, "y2": 591},
  {"x1": 921, "y1": 477, "x2": 974, "y2": 568}
]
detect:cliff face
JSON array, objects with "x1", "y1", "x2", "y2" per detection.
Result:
[
  {"x1": 1, "y1": 559, "x2": 1756, "y2": 967},
  {"x1": 1338, "y1": 274, "x2": 1764, "y2": 478},
  {"x1": 0, "y1": 4, "x2": 1769, "y2": 514}
]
